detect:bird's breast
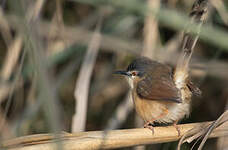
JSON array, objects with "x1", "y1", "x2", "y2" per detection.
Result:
[{"x1": 132, "y1": 87, "x2": 191, "y2": 124}]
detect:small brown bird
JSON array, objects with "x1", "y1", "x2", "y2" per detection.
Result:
[{"x1": 114, "y1": 57, "x2": 201, "y2": 135}]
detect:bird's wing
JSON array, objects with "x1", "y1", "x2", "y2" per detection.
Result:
[{"x1": 136, "y1": 70, "x2": 182, "y2": 103}]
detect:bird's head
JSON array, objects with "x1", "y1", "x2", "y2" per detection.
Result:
[{"x1": 114, "y1": 57, "x2": 158, "y2": 88}]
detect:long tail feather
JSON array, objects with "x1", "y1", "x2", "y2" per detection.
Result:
[{"x1": 174, "y1": 0, "x2": 209, "y2": 89}]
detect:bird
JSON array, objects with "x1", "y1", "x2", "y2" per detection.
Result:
[{"x1": 114, "y1": 57, "x2": 201, "y2": 135}]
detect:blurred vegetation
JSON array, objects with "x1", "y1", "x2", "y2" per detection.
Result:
[{"x1": 0, "y1": 0, "x2": 228, "y2": 149}]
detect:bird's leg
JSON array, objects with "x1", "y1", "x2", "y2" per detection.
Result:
[
  {"x1": 144, "y1": 108, "x2": 169, "y2": 134},
  {"x1": 144, "y1": 121, "x2": 155, "y2": 134},
  {"x1": 173, "y1": 120, "x2": 181, "y2": 136}
]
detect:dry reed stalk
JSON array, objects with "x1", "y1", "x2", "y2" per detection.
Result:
[
  {"x1": 216, "y1": 97, "x2": 228, "y2": 149},
  {"x1": 72, "y1": 19, "x2": 102, "y2": 132},
  {"x1": 142, "y1": 0, "x2": 160, "y2": 59},
  {"x1": 178, "y1": 110, "x2": 228, "y2": 150},
  {"x1": 210, "y1": 0, "x2": 228, "y2": 25},
  {"x1": 0, "y1": 36, "x2": 23, "y2": 81},
  {"x1": 0, "y1": 35, "x2": 23, "y2": 104},
  {"x1": 26, "y1": 0, "x2": 45, "y2": 21},
  {"x1": 0, "y1": 7, "x2": 12, "y2": 46},
  {"x1": 1, "y1": 121, "x2": 228, "y2": 150}
]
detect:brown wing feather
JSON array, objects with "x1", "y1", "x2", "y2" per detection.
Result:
[{"x1": 136, "y1": 66, "x2": 182, "y2": 103}]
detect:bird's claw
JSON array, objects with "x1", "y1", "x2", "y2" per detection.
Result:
[{"x1": 144, "y1": 122, "x2": 155, "y2": 134}]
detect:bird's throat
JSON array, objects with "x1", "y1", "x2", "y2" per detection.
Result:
[{"x1": 126, "y1": 77, "x2": 134, "y2": 89}]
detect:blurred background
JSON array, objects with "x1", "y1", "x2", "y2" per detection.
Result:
[{"x1": 0, "y1": 0, "x2": 228, "y2": 149}]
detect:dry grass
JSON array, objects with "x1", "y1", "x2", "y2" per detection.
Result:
[{"x1": 1, "y1": 120, "x2": 228, "y2": 150}]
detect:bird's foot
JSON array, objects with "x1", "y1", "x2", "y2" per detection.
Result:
[
  {"x1": 144, "y1": 122, "x2": 154, "y2": 134},
  {"x1": 173, "y1": 122, "x2": 181, "y2": 137}
]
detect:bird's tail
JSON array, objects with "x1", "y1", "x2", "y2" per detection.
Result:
[{"x1": 174, "y1": 0, "x2": 209, "y2": 89}]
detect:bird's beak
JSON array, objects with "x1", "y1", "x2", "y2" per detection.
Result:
[{"x1": 113, "y1": 70, "x2": 130, "y2": 76}]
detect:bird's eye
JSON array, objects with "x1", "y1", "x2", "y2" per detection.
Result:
[{"x1": 131, "y1": 71, "x2": 137, "y2": 76}]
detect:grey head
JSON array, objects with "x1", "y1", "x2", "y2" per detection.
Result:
[{"x1": 114, "y1": 56, "x2": 160, "y2": 78}]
